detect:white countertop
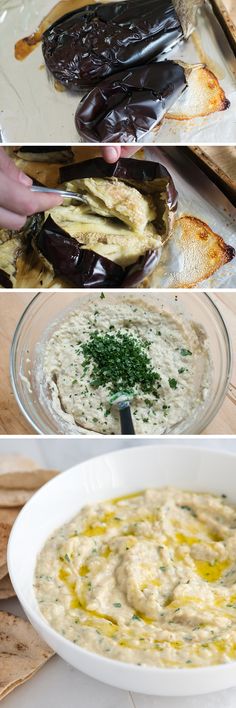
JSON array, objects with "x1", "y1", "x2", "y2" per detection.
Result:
[{"x1": 2, "y1": 437, "x2": 236, "y2": 708}]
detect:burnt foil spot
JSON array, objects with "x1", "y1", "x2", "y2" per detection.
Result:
[
  {"x1": 42, "y1": 0, "x2": 183, "y2": 90},
  {"x1": 75, "y1": 61, "x2": 187, "y2": 142},
  {"x1": 0, "y1": 269, "x2": 13, "y2": 288}
]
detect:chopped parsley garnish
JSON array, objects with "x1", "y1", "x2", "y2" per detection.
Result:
[
  {"x1": 169, "y1": 378, "x2": 178, "y2": 389},
  {"x1": 100, "y1": 292, "x2": 105, "y2": 299},
  {"x1": 132, "y1": 614, "x2": 141, "y2": 621},
  {"x1": 180, "y1": 348, "x2": 192, "y2": 357},
  {"x1": 80, "y1": 330, "x2": 161, "y2": 395},
  {"x1": 113, "y1": 602, "x2": 122, "y2": 608},
  {"x1": 178, "y1": 367, "x2": 186, "y2": 374}
]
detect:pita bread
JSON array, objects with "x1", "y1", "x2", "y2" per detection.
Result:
[
  {"x1": 0, "y1": 612, "x2": 54, "y2": 700},
  {"x1": 0, "y1": 522, "x2": 11, "y2": 569},
  {"x1": 149, "y1": 216, "x2": 235, "y2": 288},
  {"x1": 0, "y1": 455, "x2": 58, "y2": 489},
  {"x1": 166, "y1": 66, "x2": 229, "y2": 119},
  {"x1": 0, "y1": 563, "x2": 7, "y2": 581},
  {"x1": 0, "y1": 507, "x2": 21, "y2": 524},
  {"x1": 0, "y1": 489, "x2": 34, "y2": 507},
  {"x1": 0, "y1": 574, "x2": 15, "y2": 599}
]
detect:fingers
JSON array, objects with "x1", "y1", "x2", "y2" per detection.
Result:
[
  {"x1": 0, "y1": 172, "x2": 63, "y2": 219},
  {"x1": 101, "y1": 145, "x2": 140, "y2": 163},
  {"x1": 0, "y1": 207, "x2": 27, "y2": 231},
  {"x1": 0, "y1": 147, "x2": 32, "y2": 187}
]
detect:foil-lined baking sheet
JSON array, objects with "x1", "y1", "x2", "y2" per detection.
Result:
[
  {"x1": 0, "y1": 0, "x2": 235, "y2": 142},
  {"x1": 145, "y1": 146, "x2": 236, "y2": 288}
]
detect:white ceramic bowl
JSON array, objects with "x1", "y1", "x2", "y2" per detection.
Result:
[{"x1": 8, "y1": 444, "x2": 236, "y2": 696}]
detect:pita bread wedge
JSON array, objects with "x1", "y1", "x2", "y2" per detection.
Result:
[
  {"x1": 0, "y1": 507, "x2": 21, "y2": 524},
  {"x1": 0, "y1": 522, "x2": 11, "y2": 569},
  {"x1": 0, "y1": 574, "x2": 15, "y2": 599},
  {"x1": 166, "y1": 66, "x2": 229, "y2": 119},
  {"x1": 0, "y1": 489, "x2": 33, "y2": 507},
  {"x1": 0, "y1": 612, "x2": 54, "y2": 700},
  {"x1": 0, "y1": 455, "x2": 58, "y2": 489},
  {"x1": 0, "y1": 563, "x2": 7, "y2": 581},
  {"x1": 150, "y1": 215, "x2": 235, "y2": 288}
]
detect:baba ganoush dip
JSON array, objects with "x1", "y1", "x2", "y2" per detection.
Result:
[
  {"x1": 35, "y1": 487, "x2": 236, "y2": 668},
  {"x1": 43, "y1": 297, "x2": 210, "y2": 434}
]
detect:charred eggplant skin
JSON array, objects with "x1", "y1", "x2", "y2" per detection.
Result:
[
  {"x1": 35, "y1": 215, "x2": 125, "y2": 288},
  {"x1": 75, "y1": 61, "x2": 187, "y2": 142},
  {"x1": 60, "y1": 157, "x2": 178, "y2": 216},
  {"x1": 42, "y1": 0, "x2": 183, "y2": 90}
]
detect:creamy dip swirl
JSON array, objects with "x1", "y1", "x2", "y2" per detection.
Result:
[
  {"x1": 35, "y1": 487, "x2": 236, "y2": 668},
  {"x1": 43, "y1": 297, "x2": 210, "y2": 434}
]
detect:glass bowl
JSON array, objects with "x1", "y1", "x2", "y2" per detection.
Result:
[{"x1": 10, "y1": 292, "x2": 232, "y2": 435}]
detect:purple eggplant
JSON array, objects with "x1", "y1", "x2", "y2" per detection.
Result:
[
  {"x1": 75, "y1": 60, "x2": 187, "y2": 142},
  {"x1": 42, "y1": 0, "x2": 184, "y2": 90}
]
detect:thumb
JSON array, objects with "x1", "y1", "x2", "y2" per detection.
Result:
[{"x1": 101, "y1": 146, "x2": 121, "y2": 163}]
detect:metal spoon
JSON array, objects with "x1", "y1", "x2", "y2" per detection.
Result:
[
  {"x1": 31, "y1": 185, "x2": 88, "y2": 204},
  {"x1": 109, "y1": 391, "x2": 135, "y2": 435}
]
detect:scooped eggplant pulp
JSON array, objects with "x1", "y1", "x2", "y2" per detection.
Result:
[
  {"x1": 33, "y1": 158, "x2": 177, "y2": 288},
  {"x1": 42, "y1": 0, "x2": 184, "y2": 90},
  {"x1": 75, "y1": 60, "x2": 188, "y2": 142}
]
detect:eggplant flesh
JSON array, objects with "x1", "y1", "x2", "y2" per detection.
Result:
[
  {"x1": 42, "y1": 0, "x2": 183, "y2": 90},
  {"x1": 59, "y1": 157, "x2": 177, "y2": 240},
  {"x1": 75, "y1": 61, "x2": 187, "y2": 142}
]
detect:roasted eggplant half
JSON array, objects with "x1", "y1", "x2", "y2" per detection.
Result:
[
  {"x1": 42, "y1": 0, "x2": 184, "y2": 90},
  {"x1": 75, "y1": 60, "x2": 188, "y2": 142},
  {"x1": 42, "y1": 0, "x2": 203, "y2": 90},
  {"x1": 32, "y1": 157, "x2": 177, "y2": 287}
]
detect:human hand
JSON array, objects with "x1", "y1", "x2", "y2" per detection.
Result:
[
  {"x1": 0, "y1": 148, "x2": 63, "y2": 230},
  {"x1": 101, "y1": 146, "x2": 140, "y2": 163}
]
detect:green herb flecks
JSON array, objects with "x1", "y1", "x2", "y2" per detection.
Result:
[
  {"x1": 180, "y1": 348, "x2": 192, "y2": 357},
  {"x1": 80, "y1": 330, "x2": 161, "y2": 396},
  {"x1": 169, "y1": 378, "x2": 178, "y2": 389}
]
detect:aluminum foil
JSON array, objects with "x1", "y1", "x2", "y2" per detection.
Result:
[
  {"x1": 144, "y1": 146, "x2": 236, "y2": 288},
  {"x1": 0, "y1": 0, "x2": 235, "y2": 142}
]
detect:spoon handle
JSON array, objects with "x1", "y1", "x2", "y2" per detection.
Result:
[
  {"x1": 31, "y1": 186, "x2": 87, "y2": 203},
  {"x1": 119, "y1": 405, "x2": 135, "y2": 435}
]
